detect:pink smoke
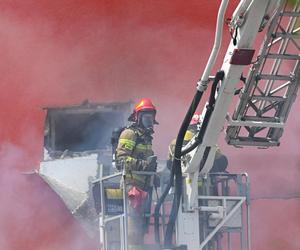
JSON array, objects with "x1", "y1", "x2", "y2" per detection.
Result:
[{"x1": 0, "y1": 0, "x2": 299, "y2": 249}]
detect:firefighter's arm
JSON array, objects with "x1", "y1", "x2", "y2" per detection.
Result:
[
  {"x1": 211, "y1": 145, "x2": 228, "y2": 172},
  {"x1": 116, "y1": 129, "x2": 148, "y2": 171}
]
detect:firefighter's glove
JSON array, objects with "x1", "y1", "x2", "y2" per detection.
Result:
[{"x1": 145, "y1": 155, "x2": 157, "y2": 172}]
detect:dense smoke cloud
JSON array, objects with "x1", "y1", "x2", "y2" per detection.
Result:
[
  {"x1": 0, "y1": 0, "x2": 299, "y2": 249},
  {"x1": 0, "y1": 143, "x2": 99, "y2": 250}
]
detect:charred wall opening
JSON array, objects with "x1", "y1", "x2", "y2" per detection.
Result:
[{"x1": 44, "y1": 101, "x2": 132, "y2": 156}]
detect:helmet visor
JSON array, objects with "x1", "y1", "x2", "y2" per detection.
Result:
[{"x1": 141, "y1": 113, "x2": 155, "y2": 129}]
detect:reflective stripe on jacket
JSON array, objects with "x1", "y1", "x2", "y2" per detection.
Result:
[
  {"x1": 116, "y1": 126, "x2": 154, "y2": 190},
  {"x1": 167, "y1": 129, "x2": 222, "y2": 161}
]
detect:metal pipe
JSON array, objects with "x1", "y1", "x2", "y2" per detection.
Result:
[
  {"x1": 120, "y1": 215, "x2": 125, "y2": 250},
  {"x1": 197, "y1": 0, "x2": 229, "y2": 90},
  {"x1": 228, "y1": 232, "x2": 232, "y2": 250},
  {"x1": 103, "y1": 214, "x2": 124, "y2": 223},
  {"x1": 122, "y1": 169, "x2": 128, "y2": 250},
  {"x1": 242, "y1": 173, "x2": 251, "y2": 250},
  {"x1": 231, "y1": 0, "x2": 252, "y2": 26},
  {"x1": 246, "y1": 203, "x2": 251, "y2": 250},
  {"x1": 240, "y1": 231, "x2": 244, "y2": 250},
  {"x1": 100, "y1": 172, "x2": 122, "y2": 181},
  {"x1": 131, "y1": 170, "x2": 157, "y2": 176},
  {"x1": 198, "y1": 206, "x2": 223, "y2": 212},
  {"x1": 99, "y1": 164, "x2": 107, "y2": 250},
  {"x1": 198, "y1": 196, "x2": 246, "y2": 201},
  {"x1": 241, "y1": 209, "x2": 245, "y2": 250}
]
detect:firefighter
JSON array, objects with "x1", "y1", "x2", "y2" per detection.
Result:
[
  {"x1": 167, "y1": 113, "x2": 228, "y2": 172},
  {"x1": 115, "y1": 98, "x2": 158, "y2": 250}
]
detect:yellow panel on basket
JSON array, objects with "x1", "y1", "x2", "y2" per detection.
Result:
[{"x1": 105, "y1": 188, "x2": 123, "y2": 199}]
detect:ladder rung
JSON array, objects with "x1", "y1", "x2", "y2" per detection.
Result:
[
  {"x1": 274, "y1": 32, "x2": 300, "y2": 39},
  {"x1": 251, "y1": 96, "x2": 286, "y2": 102},
  {"x1": 227, "y1": 119, "x2": 284, "y2": 128},
  {"x1": 280, "y1": 12, "x2": 300, "y2": 17},
  {"x1": 242, "y1": 116, "x2": 279, "y2": 122},
  {"x1": 227, "y1": 138, "x2": 280, "y2": 147},
  {"x1": 258, "y1": 74, "x2": 292, "y2": 81},
  {"x1": 265, "y1": 53, "x2": 300, "y2": 60}
]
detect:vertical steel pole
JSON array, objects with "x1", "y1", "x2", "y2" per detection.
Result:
[
  {"x1": 122, "y1": 170, "x2": 128, "y2": 250},
  {"x1": 99, "y1": 164, "x2": 107, "y2": 250}
]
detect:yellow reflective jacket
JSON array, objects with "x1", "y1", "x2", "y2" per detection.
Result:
[
  {"x1": 116, "y1": 125, "x2": 154, "y2": 190},
  {"x1": 167, "y1": 128, "x2": 222, "y2": 161}
]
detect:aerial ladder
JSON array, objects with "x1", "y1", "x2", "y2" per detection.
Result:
[
  {"x1": 163, "y1": 0, "x2": 300, "y2": 249},
  {"x1": 97, "y1": 0, "x2": 300, "y2": 250}
]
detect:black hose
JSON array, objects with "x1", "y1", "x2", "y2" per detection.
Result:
[
  {"x1": 154, "y1": 70, "x2": 224, "y2": 248},
  {"x1": 154, "y1": 173, "x2": 173, "y2": 244},
  {"x1": 154, "y1": 89, "x2": 204, "y2": 246},
  {"x1": 181, "y1": 70, "x2": 224, "y2": 156},
  {"x1": 164, "y1": 89, "x2": 204, "y2": 248}
]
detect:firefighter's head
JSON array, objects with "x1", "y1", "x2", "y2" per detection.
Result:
[{"x1": 129, "y1": 98, "x2": 158, "y2": 130}]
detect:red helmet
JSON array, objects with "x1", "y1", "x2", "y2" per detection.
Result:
[
  {"x1": 190, "y1": 113, "x2": 202, "y2": 125},
  {"x1": 134, "y1": 98, "x2": 156, "y2": 113},
  {"x1": 128, "y1": 98, "x2": 158, "y2": 124}
]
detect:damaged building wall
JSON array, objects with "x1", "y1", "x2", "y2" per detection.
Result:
[{"x1": 0, "y1": 1, "x2": 300, "y2": 250}]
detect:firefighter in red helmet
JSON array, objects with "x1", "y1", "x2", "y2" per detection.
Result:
[{"x1": 115, "y1": 98, "x2": 158, "y2": 250}]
